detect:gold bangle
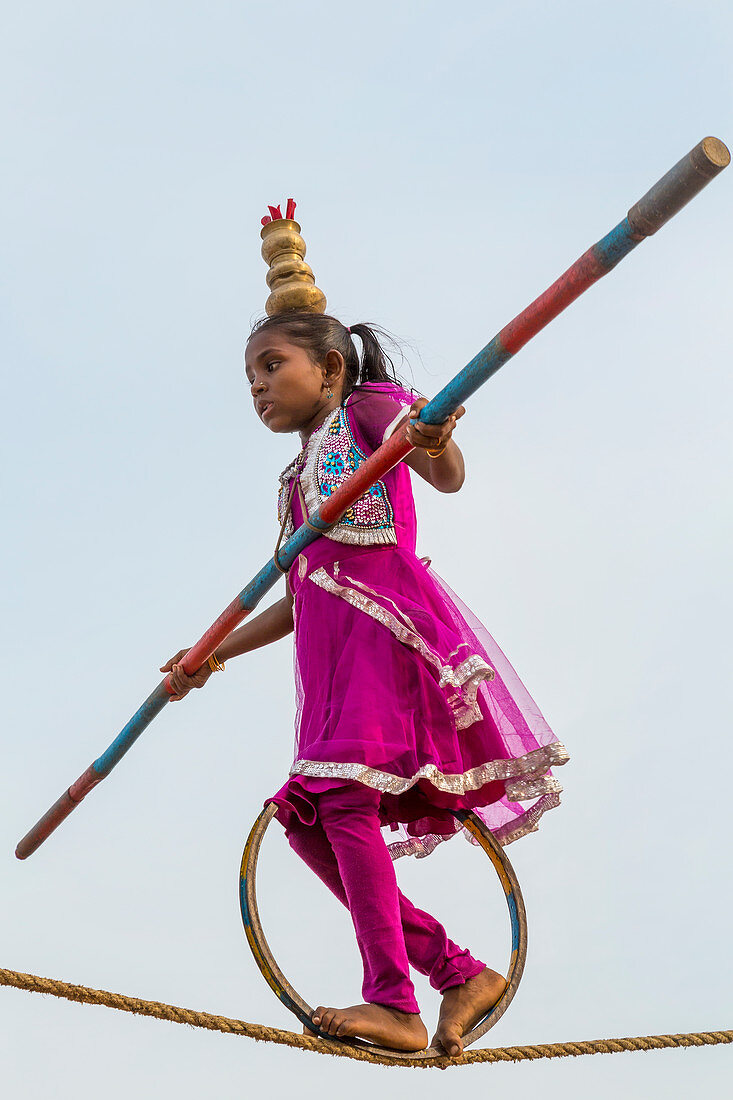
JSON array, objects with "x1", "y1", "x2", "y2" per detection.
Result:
[
  {"x1": 207, "y1": 653, "x2": 225, "y2": 673},
  {"x1": 426, "y1": 442, "x2": 448, "y2": 459}
]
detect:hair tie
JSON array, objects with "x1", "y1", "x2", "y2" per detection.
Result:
[{"x1": 346, "y1": 325, "x2": 352, "y2": 335}]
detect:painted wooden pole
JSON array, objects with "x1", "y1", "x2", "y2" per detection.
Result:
[{"x1": 16, "y1": 136, "x2": 728, "y2": 860}]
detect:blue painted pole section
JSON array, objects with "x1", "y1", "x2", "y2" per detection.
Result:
[
  {"x1": 419, "y1": 336, "x2": 515, "y2": 426},
  {"x1": 93, "y1": 683, "x2": 172, "y2": 775},
  {"x1": 239, "y1": 522, "x2": 325, "y2": 610},
  {"x1": 593, "y1": 218, "x2": 642, "y2": 270},
  {"x1": 89, "y1": 526, "x2": 329, "y2": 779}
]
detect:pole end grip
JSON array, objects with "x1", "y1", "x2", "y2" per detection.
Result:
[
  {"x1": 15, "y1": 763, "x2": 101, "y2": 859},
  {"x1": 16, "y1": 789, "x2": 78, "y2": 859},
  {"x1": 692, "y1": 135, "x2": 731, "y2": 173},
  {"x1": 628, "y1": 136, "x2": 730, "y2": 237}
]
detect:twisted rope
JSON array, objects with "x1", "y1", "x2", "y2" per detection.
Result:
[{"x1": 1, "y1": 967, "x2": 730, "y2": 1070}]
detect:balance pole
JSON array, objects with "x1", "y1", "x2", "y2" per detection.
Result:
[{"x1": 16, "y1": 136, "x2": 728, "y2": 860}]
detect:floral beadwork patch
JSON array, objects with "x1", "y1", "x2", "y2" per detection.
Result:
[{"x1": 278, "y1": 406, "x2": 398, "y2": 547}]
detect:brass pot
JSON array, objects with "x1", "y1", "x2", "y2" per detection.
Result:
[{"x1": 260, "y1": 219, "x2": 326, "y2": 316}]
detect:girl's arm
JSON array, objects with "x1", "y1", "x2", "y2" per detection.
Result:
[
  {"x1": 403, "y1": 398, "x2": 466, "y2": 493},
  {"x1": 161, "y1": 586, "x2": 294, "y2": 700},
  {"x1": 218, "y1": 587, "x2": 294, "y2": 661}
]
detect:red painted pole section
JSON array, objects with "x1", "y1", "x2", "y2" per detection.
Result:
[
  {"x1": 16, "y1": 766, "x2": 108, "y2": 859},
  {"x1": 172, "y1": 596, "x2": 250, "y2": 685},
  {"x1": 499, "y1": 246, "x2": 611, "y2": 356}
]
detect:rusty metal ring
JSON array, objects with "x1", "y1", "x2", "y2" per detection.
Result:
[{"x1": 239, "y1": 802, "x2": 527, "y2": 1061}]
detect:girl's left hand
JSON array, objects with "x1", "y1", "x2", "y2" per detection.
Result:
[{"x1": 405, "y1": 398, "x2": 465, "y2": 452}]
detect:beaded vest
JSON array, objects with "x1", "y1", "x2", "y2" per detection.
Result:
[{"x1": 277, "y1": 405, "x2": 397, "y2": 546}]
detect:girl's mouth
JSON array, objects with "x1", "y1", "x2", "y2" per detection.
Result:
[{"x1": 260, "y1": 402, "x2": 274, "y2": 419}]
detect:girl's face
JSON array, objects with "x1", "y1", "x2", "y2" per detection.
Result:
[{"x1": 245, "y1": 331, "x2": 341, "y2": 438}]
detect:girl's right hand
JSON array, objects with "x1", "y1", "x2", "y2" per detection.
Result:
[{"x1": 160, "y1": 649, "x2": 214, "y2": 701}]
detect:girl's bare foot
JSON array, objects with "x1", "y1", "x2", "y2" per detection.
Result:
[
  {"x1": 307, "y1": 1002, "x2": 428, "y2": 1051},
  {"x1": 431, "y1": 967, "x2": 507, "y2": 1057}
]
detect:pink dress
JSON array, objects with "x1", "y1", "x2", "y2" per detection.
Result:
[{"x1": 270, "y1": 382, "x2": 568, "y2": 858}]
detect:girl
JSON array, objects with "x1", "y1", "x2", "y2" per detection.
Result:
[{"x1": 163, "y1": 312, "x2": 567, "y2": 1056}]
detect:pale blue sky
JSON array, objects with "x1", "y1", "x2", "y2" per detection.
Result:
[{"x1": 2, "y1": 2, "x2": 732, "y2": 1097}]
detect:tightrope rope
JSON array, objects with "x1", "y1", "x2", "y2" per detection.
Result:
[{"x1": 1, "y1": 967, "x2": 730, "y2": 1070}]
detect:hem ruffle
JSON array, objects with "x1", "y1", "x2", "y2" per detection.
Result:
[
  {"x1": 286, "y1": 546, "x2": 568, "y2": 861},
  {"x1": 385, "y1": 789, "x2": 563, "y2": 859},
  {"x1": 308, "y1": 564, "x2": 495, "y2": 730},
  {"x1": 289, "y1": 741, "x2": 569, "y2": 797},
  {"x1": 288, "y1": 741, "x2": 568, "y2": 858}
]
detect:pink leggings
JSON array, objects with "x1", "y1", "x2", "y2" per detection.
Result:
[{"x1": 283, "y1": 782, "x2": 485, "y2": 1014}]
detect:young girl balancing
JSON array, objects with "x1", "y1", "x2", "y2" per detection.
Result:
[{"x1": 162, "y1": 214, "x2": 568, "y2": 1057}]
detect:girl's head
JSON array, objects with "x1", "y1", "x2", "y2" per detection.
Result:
[{"x1": 245, "y1": 312, "x2": 404, "y2": 437}]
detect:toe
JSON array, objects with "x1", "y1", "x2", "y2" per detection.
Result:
[
  {"x1": 444, "y1": 1035, "x2": 462, "y2": 1057},
  {"x1": 439, "y1": 1026, "x2": 463, "y2": 1058}
]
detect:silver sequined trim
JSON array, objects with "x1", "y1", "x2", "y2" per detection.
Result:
[
  {"x1": 385, "y1": 788, "x2": 563, "y2": 859},
  {"x1": 492, "y1": 789, "x2": 562, "y2": 846},
  {"x1": 504, "y1": 775, "x2": 563, "y2": 801},
  {"x1": 299, "y1": 409, "x2": 337, "y2": 520},
  {"x1": 290, "y1": 743, "x2": 569, "y2": 798},
  {"x1": 277, "y1": 419, "x2": 330, "y2": 544},
  {"x1": 387, "y1": 830, "x2": 458, "y2": 860},
  {"x1": 308, "y1": 565, "x2": 495, "y2": 729}
]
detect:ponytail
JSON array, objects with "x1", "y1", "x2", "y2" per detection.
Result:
[{"x1": 347, "y1": 322, "x2": 400, "y2": 388}]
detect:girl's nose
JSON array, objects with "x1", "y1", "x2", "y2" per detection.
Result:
[{"x1": 251, "y1": 379, "x2": 266, "y2": 396}]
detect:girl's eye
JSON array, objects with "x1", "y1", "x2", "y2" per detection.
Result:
[{"x1": 266, "y1": 361, "x2": 279, "y2": 372}]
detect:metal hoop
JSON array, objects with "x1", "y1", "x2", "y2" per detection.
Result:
[{"x1": 239, "y1": 802, "x2": 527, "y2": 1061}]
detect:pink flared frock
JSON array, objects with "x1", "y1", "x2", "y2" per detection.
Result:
[{"x1": 270, "y1": 381, "x2": 568, "y2": 857}]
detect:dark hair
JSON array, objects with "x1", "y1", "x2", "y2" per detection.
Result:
[{"x1": 247, "y1": 312, "x2": 407, "y2": 401}]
